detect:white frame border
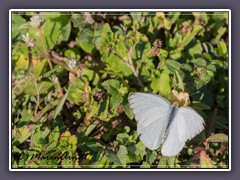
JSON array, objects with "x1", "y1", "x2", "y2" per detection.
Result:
[{"x1": 9, "y1": 9, "x2": 231, "y2": 171}]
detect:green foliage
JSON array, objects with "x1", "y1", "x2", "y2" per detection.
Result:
[{"x1": 12, "y1": 11, "x2": 229, "y2": 169}]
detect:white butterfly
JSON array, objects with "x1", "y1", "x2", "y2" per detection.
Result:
[{"x1": 128, "y1": 92, "x2": 205, "y2": 157}]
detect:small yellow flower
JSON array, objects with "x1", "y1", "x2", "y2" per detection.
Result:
[{"x1": 170, "y1": 90, "x2": 189, "y2": 107}]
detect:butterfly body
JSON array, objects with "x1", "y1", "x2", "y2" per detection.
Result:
[{"x1": 128, "y1": 92, "x2": 205, "y2": 157}]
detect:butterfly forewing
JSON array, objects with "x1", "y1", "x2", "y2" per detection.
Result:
[{"x1": 128, "y1": 93, "x2": 171, "y2": 150}]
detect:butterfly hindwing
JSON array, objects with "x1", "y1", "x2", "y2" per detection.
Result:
[
  {"x1": 176, "y1": 107, "x2": 205, "y2": 143},
  {"x1": 161, "y1": 106, "x2": 205, "y2": 156}
]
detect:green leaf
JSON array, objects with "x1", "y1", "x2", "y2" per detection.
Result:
[
  {"x1": 188, "y1": 41, "x2": 203, "y2": 56},
  {"x1": 45, "y1": 126, "x2": 60, "y2": 152},
  {"x1": 203, "y1": 53, "x2": 212, "y2": 61},
  {"x1": 102, "y1": 79, "x2": 120, "y2": 95},
  {"x1": 158, "y1": 156, "x2": 176, "y2": 168},
  {"x1": 195, "y1": 58, "x2": 207, "y2": 67},
  {"x1": 166, "y1": 60, "x2": 182, "y2": 73},
  {"x1": 98, "y1": 98, "x2": 110, "y2": 121},
  {"x1": 181, "y1": 63, "x2": 193, "y2": 72},
  {"x1": 140, "y1": 162, "x2": 151, "y2": 168},
  {"x1": 123, "y1": 99, "x2": 134, "y2": 119},
  {"x1": 146, "y1": 150, "x2": 157, "y2": 164},
  {"x1": 64, "y1": 48, "x2": 81, "y2": 60},
  {"x1": 76, "y1": 28, "x2": 96, "y2": 54},
  {"x1": 12, "y1": 14, "x2": 27, "y2": 41},
  {"x1": 194, "y1": 77, "x2": 205, "y2": 89},
  {"x1": 54, "y1": 87, "x2": 70, "y2": 119},
  {"x1": 28, "y1": 13, "x2": 71, "y2": 51},
  {"x1": 67, "y1": 85, "x2": 84, "y2": 104},
  {"x1": 218, "y1": 40, "x2": 227, "y2": 55},
  {"x1": 78, "y1": 136, "x2": 103, "y2": 153},
  {"x1": 106, "y1": 149, "x2": 122, "y2": 166},
  {"x1": 191, "y1": 101, "x2": 211, "y2": 110},
  {"x1": 85, "y1": 124, "x2": 96, "y2": 136},
  {"x1": 117, "y1": 145, "x2": 128, "y2": 167},
  {"x1": 95, "y1": 23, "x2": 114, "y2": 51},
  {"x1": 158, "y1": 49, "x2": 168, "y2": 60},
  {"x1": 25, "y1": 80, "x2": 54, "y2": 96},
  {"x1": 34, "y1": 126, "x2": 50, "y2": 146},
  {"x1": 150, "y1": 71, "x2": 171, "y2": 96},
  {"x1": 81, "y1": 68, "x2": 95, "y2": 82},
  {"x1": 130, "y1": 12, "x2": 142, "y2": 20},
  {"x1": 179, "y1": 24, "x2": 203, "y2": 49},
  {"x1": 175, "y1": 70, "x2": 184, "y2": 92},
  {"x1": 18, "y1": 109, "x2": 33, "y2": 127},
  {"x1": 202, "y1": 42, "x2": 215, "y2": 56},
  {"x1": 206, "y1": 64, "x2": 216, "y2": 72},
  {"x1": 116, "y1": 133, "x2": 129, "y2": 144},
  {"x1": 12, "y1": 125, "x2": 31, "y2": 145},
  {"x1": 71, "y1": 13, "x2": 85, "y2": 28},
  {"x1": 211, "y1": 60, "x2": 223, "y2": 68},
  {"x1": 110, "y1": 95, "x2": 123, "y2": 111}
]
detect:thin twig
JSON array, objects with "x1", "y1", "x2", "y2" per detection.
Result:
[{"x1": 27, "y1": 46, "x2": 33, "y2": 75}]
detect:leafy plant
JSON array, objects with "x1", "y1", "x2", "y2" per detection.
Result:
[{"x1": 11, "y1": 11, "x2": 229, "y2": 169}]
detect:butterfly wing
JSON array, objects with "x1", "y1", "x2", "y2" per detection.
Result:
[
  {"x1": 176, "y1": 107, "x2": 205, "y2": 143},
  {"x1": 128, "y1": 93, "x2": 171, "y2": 150},
  {"x1": 161, "y1": 106, "x2": 205, "y2": 156}
]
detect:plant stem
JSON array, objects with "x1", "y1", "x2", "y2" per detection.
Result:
[{"x1": 113, "y1": 42, "x2": 144, "y2": 87}]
